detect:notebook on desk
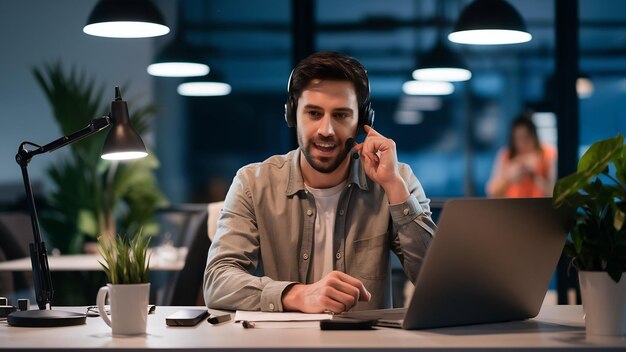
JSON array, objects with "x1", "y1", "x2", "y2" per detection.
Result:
[{"x1": 341, "y1": 197, "x2": 573, "y2": 330}]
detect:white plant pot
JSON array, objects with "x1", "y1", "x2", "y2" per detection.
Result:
[
  {"x1": 97, "y1": 283, "x2": 150, "y2": 336},
  {"x1": 579, "y1": 271, "x2": 626, "y2": 336}
]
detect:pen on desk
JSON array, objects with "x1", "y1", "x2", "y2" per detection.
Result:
[
  {"x1": 241, "y1": 320, "x2": 255, "y2": 329},
  {"x1": 207, "y1": 313, "x2": 232, "y2": 325}
]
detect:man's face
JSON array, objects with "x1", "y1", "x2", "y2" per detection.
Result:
[{"x1": 296, "y1": 79, "x2": 359, "y2": 174}]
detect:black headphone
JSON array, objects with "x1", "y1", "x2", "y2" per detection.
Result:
[{"x1": 284, "y1": 69, "x2": 375, "y2": 132}]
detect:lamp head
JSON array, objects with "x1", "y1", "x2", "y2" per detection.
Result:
[{"x1": 101, "y1": 87, "x2": 148, "y2": 160}]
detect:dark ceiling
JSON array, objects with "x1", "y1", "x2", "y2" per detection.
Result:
[
  {"x1": 160, "y1": 0, "x2": 626, "y2": 98},
  {"x1": 145, "y1": 0, "x2": 626, "y2": 201}
]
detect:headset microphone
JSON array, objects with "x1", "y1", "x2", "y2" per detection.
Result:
[{"x1": 346, "y1": 138, "x2": 359, "y2": 160}]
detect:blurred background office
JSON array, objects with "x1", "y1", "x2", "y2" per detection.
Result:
[
  {"x1": 1, "y1": 0, "x2": 625, "y2": 304},
  {"x1": 1, "y1": 0, "x2": 626, "y2": 205}
]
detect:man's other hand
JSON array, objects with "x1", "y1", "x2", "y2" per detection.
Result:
[
  {"x1": 281, "y1": 271, "x2": 371, "y2": 313},
  {"x1": 353, "y1": 125, "x2": 410, "y2": 204}
]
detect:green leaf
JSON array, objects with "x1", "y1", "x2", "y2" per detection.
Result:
[
  {"x1": 578, "y1": 134, "x2": 623, "y2": 173},
  {"x1": 617, "y1": 144, "x2": 626, "y2": 185},
  {"x1": 554, "y1": 172, "x2": 589, "y2": 207},
  {"x1": 615, "y1": 208, "x2": 625, "y2": 232},
  {"x1": 77, "y1": 210, "x2": 98, "y2": 237},
  {"x1": 555, "y1": 134, "x2": 623, "y2": 207},
  {"x1": 97, "y1": 230, "x2": 151, "y2": 284},
  {"x1": 573, "y1": 228, "x2": 583, "y2": 254}
]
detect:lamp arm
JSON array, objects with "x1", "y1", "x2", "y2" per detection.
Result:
[
  {"x1": 14, "y1": 116, "x2": 112, "y2": 310},
  {"x1": 16, "y1": 116, "x2": 111, "y2": 164}
]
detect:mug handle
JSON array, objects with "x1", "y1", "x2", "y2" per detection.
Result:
[{"x1": 97, "y1": 286, "x2": 112, "y2": 327}]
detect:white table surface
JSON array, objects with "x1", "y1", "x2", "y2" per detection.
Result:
[
  {"x1": 0, "y1": 249, "x2": 186, "y2": 272},
  {"x1": 2, "y1": 305, "x2": 625, "y2": 351}
]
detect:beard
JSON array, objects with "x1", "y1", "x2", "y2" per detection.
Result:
[{"x1": 298, "y1": 134, "x2": 350, "y2": 174}]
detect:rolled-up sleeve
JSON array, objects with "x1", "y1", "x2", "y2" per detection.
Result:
[
  {"x1": 389, "y1": 164, "x2": 437, "y2": 283},
  {"x1": 203, "y1": 170, "x2": 296, "y2": 311}
]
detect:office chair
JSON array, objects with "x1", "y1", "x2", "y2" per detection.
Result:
[
  {"x1": 168, "y1": 211, "x2": 209, "y2": 306},
  {"x1": 0, "y1": 214, "x2": 32, "y2": 297},
  {"x1": 168, "y1": 201, "x2": 223, "y2": 306}
]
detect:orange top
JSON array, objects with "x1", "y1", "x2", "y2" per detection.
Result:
[{"x1": 487, "y1": 145, "x2": 557, "y2": 198}]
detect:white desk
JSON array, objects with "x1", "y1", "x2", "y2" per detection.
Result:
[
  {"x1": 0, "y1": 250, "x2": 186, "y2": 272},
  {"x1": 2, "y1": 305, "x2": 625, "y2": 351}
]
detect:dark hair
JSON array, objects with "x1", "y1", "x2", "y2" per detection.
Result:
[
  {"x1": 288, "y1": 51, "x2": 370, "y2": 115},
  {"x1": 508, "y1": 114, "x2": 541, "y2": 159}
]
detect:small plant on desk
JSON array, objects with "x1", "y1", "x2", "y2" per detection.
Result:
[
  {"x1": 96, "y1": 230, "x2": 152, "y2": 335},
  {"x1": 98, "y1": 230, "x2": 151, "y2": 284}
]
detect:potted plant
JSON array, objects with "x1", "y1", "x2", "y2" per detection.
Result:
[
  {"x1": 553, "y1": 133, "x2": 626, "y2": 336},
  {"x1": 96, "y1": 230, "x2": 152, "y2": 336},
  {"x1": 30, "y1": 62, "x2": 167, "y2": 306},
  {"x1": 33, "y1": 62, "x2": 167, "y2": 255}
]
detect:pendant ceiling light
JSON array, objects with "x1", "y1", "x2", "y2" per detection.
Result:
[
  {"x1": 413, "y1": 41, "x2": 472, "y2": 82},
  {"x1": 147, "y1": 39, "x2": 210, "y2": 77},
  {"x1": 449, "y1": 0, "x2": 531, "y2": 45},
  {"x1": 84, "y1": 0, "x2": 170, "y2": 38},
  {"x1": 147, "y1": 1, "x2": 208, "y2": 77},
  {"x1": 402, "y1": 80, "x2": 455, "y2": 96},
  {"x1": 177, "y1": 71, "x2": 232, "y2": 97}
]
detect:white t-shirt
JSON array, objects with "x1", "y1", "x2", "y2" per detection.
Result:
[{"x1": 305, "y1": 181, "x2": 346, "y2": 282}]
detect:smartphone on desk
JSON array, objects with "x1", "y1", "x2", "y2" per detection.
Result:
[
  {"x1": 320, "y1": 318, "x2": 374, "y2": 330},
  {"x1": 165, "y1": 309, "x2": 209, "y2": 326}
]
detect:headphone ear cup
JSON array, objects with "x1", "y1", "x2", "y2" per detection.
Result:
[
  {"x1": 284, "y1": 97, "x2": 296, "y2": 128},
  {"x1": 356, "y1": 106, "x2": 374, "y2": 135},
  {"x1": 358, "y1": 103, "x2": 375, "y2": 130},
  {"x1": 366, "y1": 108, "x2": 375, "y2": 128}
]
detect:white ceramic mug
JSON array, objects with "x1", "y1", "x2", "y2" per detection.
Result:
[{"x1": 97, "y1": 283, "x2": 150, "y2": 336}]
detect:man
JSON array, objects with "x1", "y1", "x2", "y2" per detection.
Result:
[{"x1": 203, "y1": 51, "x2": 435, "y2": 313}]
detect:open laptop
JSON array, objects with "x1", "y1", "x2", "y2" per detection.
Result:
[{"x1": 341, "y1": 197, "x2": 573, "y2": 330}]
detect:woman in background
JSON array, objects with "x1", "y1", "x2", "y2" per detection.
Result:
[{"x1": 487, "y1": 115, "x2": 557, "y2": 198}]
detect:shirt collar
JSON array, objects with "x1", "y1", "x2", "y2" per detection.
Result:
[{"x1": 285, "y1": 148, "x2": 369, "y2": 196}]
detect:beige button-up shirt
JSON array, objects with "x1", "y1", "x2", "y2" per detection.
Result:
[{"x1": 203, "y1": 149, "x2": 436, "y2": 312}]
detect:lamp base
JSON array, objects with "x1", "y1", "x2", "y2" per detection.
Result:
[{"x1": 7, "y1": 309, "x2": 86, "y2": 327}]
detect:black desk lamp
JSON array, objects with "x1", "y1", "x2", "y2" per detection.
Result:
[{"x1": 7, "y1": 87, "x2": 148, "y2": 327}]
